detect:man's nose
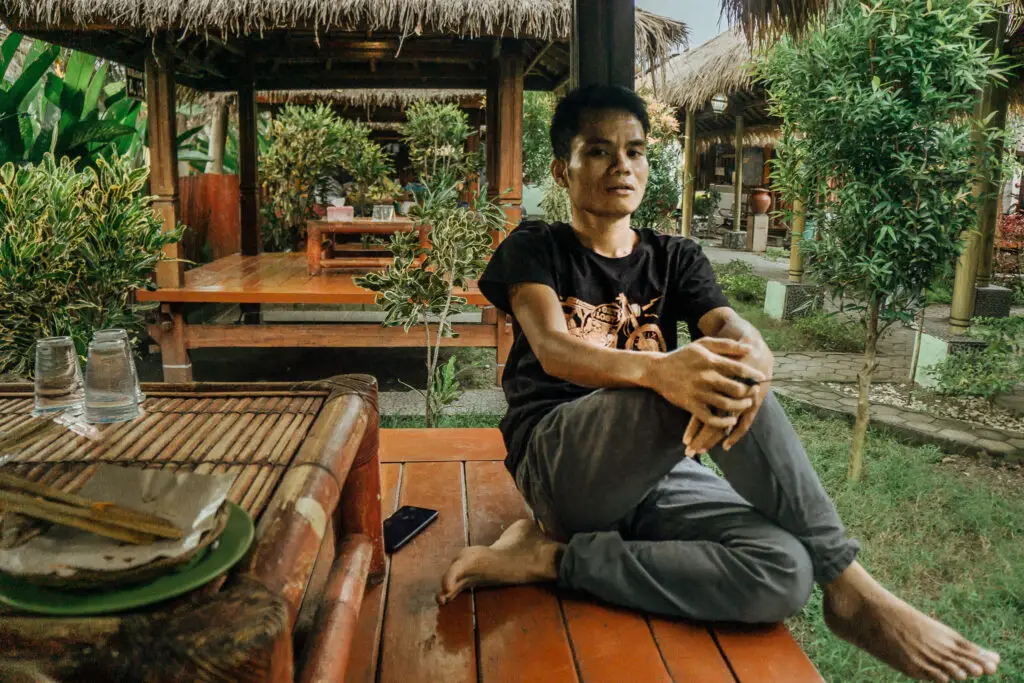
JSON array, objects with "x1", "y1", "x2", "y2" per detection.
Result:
[{"x1": 610, "y1": 150, "x2": 632, "y2": 174}]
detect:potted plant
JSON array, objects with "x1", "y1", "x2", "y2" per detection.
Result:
[{"x1": 369, "y1": 178, "x2": 401, "y2": 221}]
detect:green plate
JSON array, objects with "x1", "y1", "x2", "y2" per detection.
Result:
[{"x1": 0, "y1": 501, "x2": 254, "y2": 616}]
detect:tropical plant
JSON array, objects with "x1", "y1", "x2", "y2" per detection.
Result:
[
  {"x1": 632, "y1": 91, "x2": 682, "y2": 232},
  {"x1": 259, "y1": 104, "x2": 388, "y2": 251},
  {"x1": 2, "y1": 35, "x2": 141, "y2": 167},
  {"x1": 0, "y1": 154, "x2": 182, "y2": 376},
  {"x1": 539, "y1": 176, "x2": 572, "y2": 223},
  {"x1": 400, "y1": 101, "x2": 473, "y2": 186},
  {"x1": 929, "y1": 316, "x2": 1024, "y2": 400},
  {"x1": 357, "y1": 103, "x2": 505, "y2": 426},
  {"x1": 523, "y1": 91, "x2": 556, "y2": 186},
  {"x1": 762, "y1": 0, "x2": 1007, "y2": 480}
]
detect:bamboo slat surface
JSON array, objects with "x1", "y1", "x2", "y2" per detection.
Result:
[{"x1": 0, "y1": 392, "x2": 326, "y2": 521}]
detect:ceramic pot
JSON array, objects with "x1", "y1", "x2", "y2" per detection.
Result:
[{"x1": 748, "y1": 187, "x2": 771, "y2": 215}]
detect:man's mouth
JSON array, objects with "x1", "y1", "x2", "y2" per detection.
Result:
[{"x1": 608, "y1": 184, "x2": 635, "y2": 194}]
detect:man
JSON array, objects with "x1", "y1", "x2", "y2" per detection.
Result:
[{"x1": 438, "y1": 85, "x2": 999, "y2": 682}]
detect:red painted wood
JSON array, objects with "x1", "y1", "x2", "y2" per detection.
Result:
[
  {"x1": 179, "y1": 173, "x2": 241, "y2": 262},
  {"x1": 648, "y1": 617, "x2": 736, "y2": 682},
  {"x1": 712, "y1": 623, "x2": 823, "y2": 682},
  {"x1": 380, "y1": 428, "x2": 506, "y2": 463},
  {"x1": 467, "y1": 461, "x2": 579, "y2": 683},
  {"x1": 344, "y1": 463, "x2": 401, "y2": 683},
  {"x1": 560, "y1": 598, "x2": 672, "y2": 683},
  {"x1": 378, "y1": 462, "x2": 475, "y2": 683}
]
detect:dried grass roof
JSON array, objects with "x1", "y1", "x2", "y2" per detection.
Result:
[
  {"x1": 721, "y1": 0, "x2": 835, "y2": 44},
  {"x1": 1, "y1": 2, "x2": 687, "y2": 71},
  {"x1": 658, "y1": 28, "x2": 758, "y2": 111},
  {"x1": 258, "y1": 88, "x2": 482, "y2": 108}
]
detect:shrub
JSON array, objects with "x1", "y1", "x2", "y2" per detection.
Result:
[
  {"x1": 792, "y1": 313, "x2": 865, "y2": 352},
  {"x1": 0, "y1": 154, "x2": 182, "y2": 376},
  {"x1": 712, "y1": 260, "x2": 767, "y2": 304},
  {"x1": 930, "y1": 316, "x2": 1024, "y2": 401}
]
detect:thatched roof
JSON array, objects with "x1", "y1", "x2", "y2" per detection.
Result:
[
  {"x1": 658, "y1": 28, "x2": 755, "y2": 111},
  {"x1": 0, "y1": 3, "x2": 687, "y2": 86},
  {"x1": 695, "y1": 123, "x2": 781, "y2": 153},
  {"x1": 722, "y1": 0, "x2": 835, "y2": 43},
  {"x1": 257, "y1": 88, "x2": 482, "y2": 108}
]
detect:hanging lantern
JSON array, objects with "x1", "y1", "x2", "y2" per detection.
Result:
[{"x1": 711, "y1": 93, "x2": 728, "y2": 114}]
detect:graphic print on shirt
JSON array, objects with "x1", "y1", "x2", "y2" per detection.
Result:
[{"x1": 561, "y1": 293, "x2": 666, "y2": 352}]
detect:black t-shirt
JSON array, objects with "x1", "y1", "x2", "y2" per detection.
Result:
[{"x1": 478, "y1": 220, "x2": 730, "y2": 475}]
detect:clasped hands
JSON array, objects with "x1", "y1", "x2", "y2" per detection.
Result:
[{"x1": 646, "y1": 337, "x2": 773, "y2": 457}]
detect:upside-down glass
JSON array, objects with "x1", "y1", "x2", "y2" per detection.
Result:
[
  {"x1": 32, "y1": 337, "x2": 85, "y2": 417},
  {"x1": 84, "y1": 338, "x2": 142, "y2": 423},
  {"x1": 93, "y1": 329, "x2": 145, "y2": 403}
]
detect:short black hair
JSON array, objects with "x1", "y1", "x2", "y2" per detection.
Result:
[{"x1": 550, "y1": 84, "x2": 650, "y2": 160}]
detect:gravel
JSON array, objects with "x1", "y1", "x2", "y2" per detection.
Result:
[{"x1": 825, "y1": 382, "x2": 1024, "y2": 434}]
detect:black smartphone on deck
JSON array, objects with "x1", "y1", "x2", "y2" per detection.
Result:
[{"x1": 383, "y1": 505, "x2": 439, "y2": 554}]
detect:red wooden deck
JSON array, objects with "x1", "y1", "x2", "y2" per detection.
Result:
[
  {"x1": 134, "y1": 253, "x2": 489, "y2": 306},
  {"x1": 345, "y1": 429, "x2": 823, "y2": 683}
]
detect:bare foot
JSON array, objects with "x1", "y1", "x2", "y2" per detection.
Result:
[
  {"x1": 437, "y1": 519, "x2": 564, "y2": 605},
  {"x1": 823, "y1": 562, "x2": 1000, "y2": 682}
]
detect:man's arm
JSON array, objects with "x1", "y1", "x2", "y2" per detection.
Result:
[{"x1": 510, "y1": 283, "x2": 765, "y2": 428}]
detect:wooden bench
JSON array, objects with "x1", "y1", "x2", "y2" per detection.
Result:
[
  {"x1": 136, "y1": 252, "x2": 513, "y2": 384},
  {"x1": 348, "y1": 427, "x2": 824, "y2": 683}
]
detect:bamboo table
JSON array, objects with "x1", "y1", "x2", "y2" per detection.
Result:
[
  {"x1": 306, "y1": 217, "x2": 425, "y2": 274},
  {"x1": 0, "y1": 375, "x2": 383, "y2": 683}
]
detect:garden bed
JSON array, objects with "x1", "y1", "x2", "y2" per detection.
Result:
[{"x1": 825, "y1": 381, "x2": 1024, "y2": 434}]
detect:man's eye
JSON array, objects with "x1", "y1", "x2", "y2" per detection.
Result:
[
  {"x1": 588, "y1": 148, "x2": 608, "y2": 156},
  {"x1": 629, "y1": 150, "x2": 645, "y2": 158}
]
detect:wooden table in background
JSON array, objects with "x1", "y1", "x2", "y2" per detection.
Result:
[
  {"x1": 0, "y1": 376, "x2": 383, "y2": 683},
  {"x1": 306, "y1": 217, "x2": 425, "y2": 274}
]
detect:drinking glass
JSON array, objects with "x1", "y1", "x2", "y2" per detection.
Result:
[
  {"x1": 32, "y1": 337, "x2": 85, "y2": 416},
  {"x1": 93, "y1": 329, "x2": 145, "y2": 403},
  {"x1": 84, "y1": 338, "x2": 142, "y2": 423}
]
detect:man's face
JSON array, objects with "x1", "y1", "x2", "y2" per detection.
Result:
[{"x1": 553, "y1": 108, "x2": 649, "y2": 219}]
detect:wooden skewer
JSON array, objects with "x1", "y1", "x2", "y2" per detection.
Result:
[
  {"x1": 0, "y1": 496, "x2": 156, "y2": 545},
  {"x1": 0, "y1": 472, "x2": 181, "y2": 535},
  {"x1": 0, "y1": 488, "x2": 183, "y2": 542}
]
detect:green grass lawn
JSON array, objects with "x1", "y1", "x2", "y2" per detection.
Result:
[{"x1": 382, "y1": 399, "x2": 1024, "y2": 681}]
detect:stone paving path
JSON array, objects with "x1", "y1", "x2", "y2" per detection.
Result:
[
  {"x1": 773, "y1": 351, "x2": 909, "y2": 382},
  {"x1": 775, "y1": 381, "x2": 1024, "y2": 458}
]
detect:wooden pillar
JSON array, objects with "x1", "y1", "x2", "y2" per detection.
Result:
[
  {"x1": 680, "y1": 108, "x2": 696, "y2": 238},
  {"x1": 487, "y1": 51, "x2": 524, "y2": 233},
  {"x1": 206, "y1": 102, "x2": 229, "y2": 174},
  {"x1": 145, "y1": 40, "x2": 184, "y2": 289},
  {"x1": 978, "y1": 82, "x2": 1009, "y2": 288},
  {"x1": 571, "y1": 0, "x2": 635, "y2": 90},
  {"x1": 734, "y1": 114, "x2": 745, "y2": 243},
  {"x1": 463, "y1": 108, "x2": 483, "y2": 202},
  {"x1": 238, "y1": 80, "x2": 260, "y2": 257},
  {"x1": 951, "y1": 11, "x2": 1007, "y2": 334},
  {"x1": 788, "y1": 198, "x2": 806, "y2": 283}
]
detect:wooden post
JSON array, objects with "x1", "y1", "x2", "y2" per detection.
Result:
[
  {"x1": 144, "y1": 39, "x2": 184, "y2": 289},
  {"x1": 788, "y1": 198, "x2": 806, "y2": 283},
  {"x1": 978, "y1": 82, "x2": 1009, "y2": 288},
  {"x1": 680, "y1": 108, "x2": 696, "y2": 238},
  {"x1": 463, "y1": 108, "x2": 483, "y2": 202},
  {"x1": 571, "y1": 0, "x2": 635, "y2": 90},
  {"x1": 238, "y1": 80, "x2": 260, "y2": 257},
  {"x1": 734, "y1": 114, "x2": 746, "y2": 246},
  {"x1": 206, "y1": 102, "x2": 229, "y2": 174},
  {"x1": 487, "y1": 51, "x2": 524, "y2": 234},
  {"x1": 487, "y1": 48, "x2": 524, "y2": 383},
  {"x1": 950, "y1": 11, "x2": 1007, "y2": 334}
]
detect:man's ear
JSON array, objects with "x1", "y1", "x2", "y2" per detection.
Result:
[{"x1": 551, "y1": 158, "x2": 568, "y2": 188}]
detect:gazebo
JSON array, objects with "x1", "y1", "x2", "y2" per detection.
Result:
[{"x1": 0, "y1": 1, "x2": 687, "y2": 384}]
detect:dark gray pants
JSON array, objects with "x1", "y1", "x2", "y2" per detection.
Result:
[{"x1": 514, "y1": 389, "x2": 859, "y2": 623}]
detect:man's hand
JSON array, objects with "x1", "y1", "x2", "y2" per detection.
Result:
[
  {"x1": 645, "y1": 337, "x2": 766, "y2": 431},
  {"x1": 720, "y1": 341, "x2": 773, "y2": 450}
]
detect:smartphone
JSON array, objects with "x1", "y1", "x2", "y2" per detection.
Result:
[{"x1": 383, "y1": 505, "x2": 439, "y2": 554}]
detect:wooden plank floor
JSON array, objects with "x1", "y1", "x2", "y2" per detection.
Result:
[
  {"x1": 347, "y1": 429, "x2": 823, "y2": 683},
  {"x1": 134, "y1": 253, "x2": 489, "y2": 305}
]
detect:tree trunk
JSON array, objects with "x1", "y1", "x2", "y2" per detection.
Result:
[
  {"x1": 909, "y1": 296, "x2": 926, "y2": 384},
  {"x1": 206, "y1": 103, "x2": 229, "y2": 174},
  {"x1": 424, "y1": 321, "x2": 435, "y2": 429},
  {"x1": 850, "y1": 297, "x2": 880, "y2": 481}
]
